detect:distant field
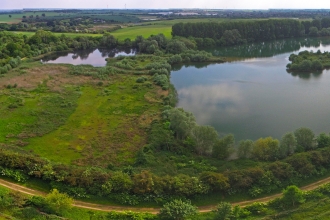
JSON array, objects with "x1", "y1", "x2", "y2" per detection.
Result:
[
  {"x1": 0, "y1": 12, "x2": 63, "y2": 23},
  {"x1": 11, "y1": 24, "x2": 172, "y2": 40},
  {"x1": 145, "y1": 17, "x2": 312, "y2": 25},
  {"x1": 111, "y1": 24, "x2": 172, "y2": 40},
  {"x1": 10, "y1": 17, "x2": 312, "y2": 40}
]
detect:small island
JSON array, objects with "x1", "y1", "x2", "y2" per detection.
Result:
[{"x1": 287, "y1": 50, "x2": 330, "y2": 72}]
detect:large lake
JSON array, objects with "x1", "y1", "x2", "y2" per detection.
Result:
[
  {"x1": 171, "y1": 38, "x2": 330, "y2": 140},
  {"x1": 41, "y1": 38, "x2": 330, "y2": 141}
]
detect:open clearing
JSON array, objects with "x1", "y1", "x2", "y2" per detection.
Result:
[{"x1": 0, "y1": 62, "x2": 164, "y2": 166}]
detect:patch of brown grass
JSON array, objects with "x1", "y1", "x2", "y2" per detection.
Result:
[{"x1": 0, "y1": 65, "x2": 109, "y2": 91}]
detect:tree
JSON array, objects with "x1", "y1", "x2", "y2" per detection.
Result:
[
  {"x1": 148, "y1": 122, "x2": 174, "y2": 151},
  {"x1": 190, "y1": 125, "x2": 218, "y2": 155},
  {"x1": 279, "y1": 132, "x2": 297, "y2": 158},
  {"x1": 294, "y1": 127, "x2": 316, "y2": 151},
  {"x1": 199, "y1": 172, "x2": 229, "y2": 192},
  {"x1": 309, "y1": 27, "x2": 319, "y2": 37},
  {"x1": 159, "y1": 200, "x2": 198, "y2": 220},
  {"x1": 166, "y1": 108, "x2": 196, "y2": 140},
  {"x1": 132, "y1": 170, "x2": 154, "y2": 194},
  {"x1": 9, "y1": 15, "x2": 12, "y2": 18},
  {"x1": 42, "y1": 13, "x2": 46, "y2": 17},
  {"x1": 282, "y1": 185, "x2": 305, "y2": 207},
  {"x1": 238, "y1": 139, "x2": 254, "y2": 159},
  {"x1": 213, "y1": 202, "x2": 233, "y2": 220},
  {"x1": 166, "y1": 40, "x2": 188, "y2": 54},
  {"x1": 6, "y1": 42, "x2": 19, "y2": 56},
  {"x1": 100, "y1": 33, "x2": 118, "y2": 48},
  {"x1": 317, "y1": 133, "x2": 330, "y2": 148},
  {"x1": 212, "y1": 134, "x2": 235, "y2": 159},
  {"x1": 252, "y1": 137, "x2": 280, "y2": 161},
  {"x1": 220, "y1": 29, "x2": 245, "y2": 46},
  {"x1": 45, "y1": 189, "x2": 73, "y2": 214}
]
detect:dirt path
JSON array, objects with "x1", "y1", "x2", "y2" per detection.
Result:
[{"x1": 1, "y1": 177, "x2": 330, "y2": 214}]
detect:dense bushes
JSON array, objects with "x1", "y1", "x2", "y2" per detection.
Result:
[
  {"x1": 287, "y1": 50, "x2": 330, "y2": 72},
  {"x1": 3, "y1": 124, "x2": 330, "y2": 205}
]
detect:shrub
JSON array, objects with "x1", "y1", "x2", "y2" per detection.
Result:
[{"x1": 159, "y1": 199, "x2": 198, "y2": 220}]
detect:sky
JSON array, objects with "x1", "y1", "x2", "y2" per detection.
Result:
[{"x1": 1, "y1": 0, "x2": 330, "y2": 10}]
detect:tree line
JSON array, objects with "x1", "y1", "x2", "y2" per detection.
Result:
[
  {"x1": 172, "y1": 18, "x2": 330, "y2": 47},
  {"x1": 0, "y1": 31, "x2": 219, "y2": 75}
]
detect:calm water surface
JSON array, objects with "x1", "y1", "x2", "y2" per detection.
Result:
[
  {"x1": 171, "y1": 38, "x2": 330, "y2": 140},
  {"x1": 42, "y1": 48, "x2": 136, "y2": 66}
]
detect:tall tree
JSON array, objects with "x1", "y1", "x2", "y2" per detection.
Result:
[
  {"x1": 252, "y1": 137, "x2": 279, "y2": 161},
  {"x1": 294, "y1": 127, "x2": 316, "y2": 151},
  {"x1": 166, "y1": 108, "x2": 196, "y2": 140},
  {"x1": 317, "y1": 133, "x2": 330, "y2": 148},
  {"x1": 190, "y1": 125, "x2": 218, "y2": 155},
  {"x1": 279, "y1": 132, "x2": 297, "y2": 158},
  {"x1": 213, "y1": 134, "x2": 235, "y2": 159},
  {"x1": 238, "y1": 139, "x2": 254, "y2": 159}
]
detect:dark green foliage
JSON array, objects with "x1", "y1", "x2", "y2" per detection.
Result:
[
  {"x1": 148, "y1": 122, "x2": 175, "y2": 151},
  {"x1": 199, "y1": 172, "x2": 229, "y2": 192},
  {"x1": 294, "y1": 127, "x2": 316, "y2": 151},
  {"x1": 220, "y1": 29, "x2": 246, "y2": 46},
  {"x1": 136, "y1": 76, "x2": 147, "y2": 83},
  {"x1": 168, "y1": 55, "x2": 183, "y2": 65},
  {"x1": 212, "y1": 134, "x2": 235, "y2": 159},
  {"x1": 317, "y1": 133, "x2": 330, "y2": 148},
  {"x1": 100, "y1": 33, "x2": 118, "y2": 48},
  {"x1": 172, "y1": 19, "x2": 305, "y2": 45},
  {"x1": 287, "y1": 51, "x2": 330, "y2": 72},
  {"x1": 166, "y1": 40, "x2": 188, "y2": 54},
  {"x1": 237, "y1": 140, "x2": 253, "y2": 159},
  {"x1": 153, "y1": 73, "x2": 169, "y2": 90}
]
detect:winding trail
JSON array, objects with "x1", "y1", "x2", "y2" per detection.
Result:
[{"x1": 1, "y1": 176, "x2": 330, "y2": 214}]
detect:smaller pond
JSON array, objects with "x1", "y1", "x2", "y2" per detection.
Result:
[{"x1": 42, "y1": 48, "x2": 136, "y2": 67}]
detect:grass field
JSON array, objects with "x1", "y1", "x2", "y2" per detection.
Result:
[
  {"x1": 0, "y1": 61, "x2": 164, "y2": 167},
  {"x1": 0, "y1": 12, "x2": 63, "y2": 23},
  {"x1": 112, "y1": 24, "x2": 172, "y2": 40},
  {"x1": 11, "y1": 24, "x2": 172, "y2": 40}
]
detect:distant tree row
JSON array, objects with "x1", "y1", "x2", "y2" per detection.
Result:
[{"x1": 172, "y1": 18, "x2": 330, "y2": 47}]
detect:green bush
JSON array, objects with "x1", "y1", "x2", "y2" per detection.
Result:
[{"x1": 159, "y1": 199, "x2": 198, "y2": 220}]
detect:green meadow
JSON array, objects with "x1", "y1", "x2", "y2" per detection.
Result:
[{"x1": 0, "y1": 60, "x2": 164, "y2": 167}]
